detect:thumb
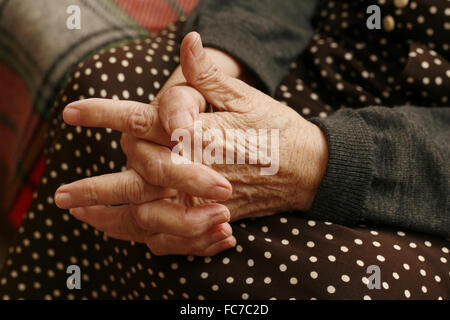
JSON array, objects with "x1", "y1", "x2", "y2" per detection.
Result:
[{"x1": 180, "y1": 32, "x2": 256, "y2": 113}]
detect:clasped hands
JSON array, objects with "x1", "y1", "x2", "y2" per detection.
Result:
[{"x1": 54, "y1": 32, "x2": 329, "y2": 256}]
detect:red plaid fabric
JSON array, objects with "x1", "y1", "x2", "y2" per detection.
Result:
[{"x1": 0, "y1": 0, "x2": 198, "y2": 228}]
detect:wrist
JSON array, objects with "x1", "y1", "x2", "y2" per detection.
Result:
[{"x1": 290, "y1": 119, "x2": 329, "y2": 212}]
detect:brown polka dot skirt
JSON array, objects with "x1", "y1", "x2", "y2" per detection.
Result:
[{"x1": 0, "y1": 2, "x2": 449, "y2": 300}]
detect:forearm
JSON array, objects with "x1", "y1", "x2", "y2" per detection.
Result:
[{"x1": 307, "y1": 106, "x2": 450, "y2": 238}]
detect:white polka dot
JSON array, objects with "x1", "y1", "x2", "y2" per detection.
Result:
[
  {"x1": 117, "y1": 73, "x2": 125, "y2": 82},
  {"x1": 404, "y1": 290, "x2": 411, "y2": 298},
  {"x1": 327, "y1": 285, "x2": 336, "y2": 294},
  {"x1": 341, "y1": 275, "x2": 350, "y2": 282}
]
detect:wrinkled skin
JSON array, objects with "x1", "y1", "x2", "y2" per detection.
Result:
[{"x1": 54, "y1": 32, "x2": 328, "y2": 256}]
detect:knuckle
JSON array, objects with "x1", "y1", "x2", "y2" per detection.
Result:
[
  {"x1": 194, "y1": 63, "x2": 224, "y2": 88},
  {"x1": 191, "y1": 238, "x2": 206, "y2": 254},
  {"x1": 183, "y1": 211, "x2": 205, "y2": 238},
  {"x1": 143, "y1": 153, "x2": 164, "y2": 185},
  {"x1": 122, "y1": 175, "x2": 145, "y2": 204},
  {"x1": 126, "y1": 105, "x2": 154, "y2": 137},
  {"x1": 134, "y1": 205, "x2": 157, "y2": 231},
  {"x1": 145, "y1": 236, "x2": 166, "y2": 256},
  {"x1": 162, "y1": 86, "x2": 184, "y2": 100},
  {"x1": 83, "y1": 182, "x2": 99, "y2": 205}
]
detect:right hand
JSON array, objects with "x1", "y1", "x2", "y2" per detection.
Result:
[{"x1": 55, "y1": 39, "x2": 246, "y2": 256}]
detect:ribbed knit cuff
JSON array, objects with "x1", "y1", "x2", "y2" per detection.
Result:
[{"x1": 307, "y1": 110, "x2": 375, "y2": 226}]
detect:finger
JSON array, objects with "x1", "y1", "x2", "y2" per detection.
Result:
[
  {"x1": 63, "y1": 98, "x2": 171, "y2": 146},
  {"x1": 122, "y1": 134, "x2": 232, "y2": 201},
  {"x1": 70, "y1": 201, "x2": 231, "y2": 238},
  {"x1": 69, "y1": 205, "x2": 145, "y2": 237},
  {"x1": 105, "y1": 232, "x2": 144, "y2": 243},
  {"x1": 158, "y1": 85, "x2": 207, "y2": 136},
  {"x1": 202, "y1": 235, "x2": 237, "y2": 256},
  {"x1": 106, "y1": 223, "x2": 231, "y2": 245},
  {"x1": 180, "y1": 32, "x2": 261, "y2": 113},
  {"x1": 143, "y1": 223, "x2": 234, "y2": 256},
  {"x1": 54, "y1": 170, "x2": 177, "y2": 209},
  {"x1": 106, "y1": 223, "x2": 235, "y2": 256},
  {"x1": 135, "y1": 200, "x2": 231, "y2": 238}
]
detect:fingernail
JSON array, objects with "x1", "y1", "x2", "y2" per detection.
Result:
[
  {"x1": 212, "y1": 211, "x2": 230, "y2": 225},
  {"x1": 63, "y1": 107, "x2": 80, "y2": 124},
  {"x1": 168, "y1": 111, "x2": 194, "y2": 133},
  {"x1": 191, "y1": 33, "x2": 203, "y2": 58},
  {"x1": 55, "y1": 192, "x2": 72, "y2": 208},
  {"x1": 210, "y1": 186, "x2": 231, "y2": 200},
  {"x1": 226, "y1": 236, "x2": 237, "y2": 248},
  {"x1": 219, "y1": 224, "x2": 232, "y2": 238}
]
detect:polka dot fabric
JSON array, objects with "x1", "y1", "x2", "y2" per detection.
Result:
[{"x1": 1, "y1": 3, "x2": 450, "y2": 299}]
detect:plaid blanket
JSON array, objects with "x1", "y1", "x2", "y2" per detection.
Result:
[{"x1": 0, "y1": 0, "x2": 197, "y2": 227}]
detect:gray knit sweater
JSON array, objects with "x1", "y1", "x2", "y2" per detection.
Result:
[{"x1": 185, "y1": 0, "x2": 450, "y2": 238}]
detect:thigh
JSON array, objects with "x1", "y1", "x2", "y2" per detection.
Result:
[{"x1": 0, "y1": 21, "x2": 448, "y2": 300}]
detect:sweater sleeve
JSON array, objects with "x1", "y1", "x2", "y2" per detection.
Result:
[
  {"x1": 183, "y1": 0, "x2": 319, "y2": 96},
  {"x1": 307, "y1": 106, "x2": 450, "y2": 238}
]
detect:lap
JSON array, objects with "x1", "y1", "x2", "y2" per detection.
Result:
[{"x1": 0, "y1": 21, "x2": 448, "y2": 300}]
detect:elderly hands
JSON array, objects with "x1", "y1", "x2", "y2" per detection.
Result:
[{"x1": 54, "y1": 32, "x2": 328, "y2": 256}]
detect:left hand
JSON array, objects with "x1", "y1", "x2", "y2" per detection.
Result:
[{"x1": 55, "y1": 32, "x2": 329, "y2": 256}]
